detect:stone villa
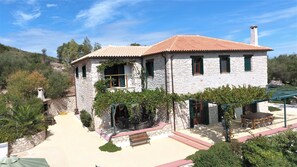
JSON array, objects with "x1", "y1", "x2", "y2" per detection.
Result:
[{"x1": 71, "y1": 26, "x2": 272, "y2": 130}]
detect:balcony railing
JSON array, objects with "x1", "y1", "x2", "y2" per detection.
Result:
[{"x1": 104, "y1": 74, "x2": 131, "y2": 88}]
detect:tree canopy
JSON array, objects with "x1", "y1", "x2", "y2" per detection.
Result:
[
  {"x1": 130, "y1": 43, "x2": 141, "y2": 46},
  {"x1": 57, "y1": 37, "x2": 101, "y2": 64},
  {"x1": 268, "y1": 54, "x2": 297, "y2": 86}
]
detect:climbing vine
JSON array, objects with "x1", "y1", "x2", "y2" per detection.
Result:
[
  {"x1": 189, "y1": 85, "x2": 270, "y2": 141},
  {"x1": 93, "y1": 78, "x2": 270, "y2": 142},
  {"x1": 93, "y1": 87, "x2": 172, "y2": 117},
  {"x1": 97, "y1": 59, "x2": 134, "y2": 72}
]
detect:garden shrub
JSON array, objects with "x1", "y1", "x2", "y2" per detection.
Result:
[
  {"x1": 242, "y1": 136, "x2": 292, "y2": 167},
  {"x1": 270, "y1": 130, "x2": 297, "y2": 165},
  {"x1": 268, "y1": 106, "x2": 281, "y2": 112},
  {"x1": 99, "y1": 141, "x2": 121, "y2": 152},
  {"x1": 80, "y1": 110, "x2": 92, "y2": 127},
  {"x1": 0, "y1": 101, "x2": 46, "y2": 143},
  {"x1": 188, "y1": 142, "x2": 242, "y2": 167}
]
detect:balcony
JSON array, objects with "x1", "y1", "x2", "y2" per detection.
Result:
[{"x1": 104, "y1": 74, "x2": 136, "y2": 91}]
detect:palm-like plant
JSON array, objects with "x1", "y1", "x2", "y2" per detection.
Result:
[{"x1": 0, "y1": 104, "x2": 46, "y2": 142}]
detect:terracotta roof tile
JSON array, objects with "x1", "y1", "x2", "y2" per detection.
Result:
[
  {"x1": 144, "y1": 35, "x2": 272, "y2": 55},
  {"x1": 71, "y1": 46, "x2": 150, "y2": 64}
]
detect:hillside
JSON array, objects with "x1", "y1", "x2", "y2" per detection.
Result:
[{"x1": 0, "y1": 43, "x2": 63, "y2": 89}]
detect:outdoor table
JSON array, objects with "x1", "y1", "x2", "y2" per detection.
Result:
[{"x1": 241, "y1": 112, "x2": 273, "y2": 129}]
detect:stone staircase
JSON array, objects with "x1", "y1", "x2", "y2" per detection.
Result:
[{"x1": 169, "y1": 131, "x2": 212, "y2": 150}]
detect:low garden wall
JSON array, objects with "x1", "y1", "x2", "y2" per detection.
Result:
[
  {"x1": 10, "y1": 130, "x2": 46, "y2": 154},
  {"x1": 111, "y1": 122, "x2": 172, "y2": 147}
]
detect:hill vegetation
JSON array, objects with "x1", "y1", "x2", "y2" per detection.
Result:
[
  {"x1": 268, "y1": 54, "x2": 297, "y2": 86},
  {"x1": 0, "y1": 43, "x2": 70, "y2": 98}
]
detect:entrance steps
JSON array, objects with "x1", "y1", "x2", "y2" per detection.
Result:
[{"x1": 169, "y1": 131, "x2": 212, "y2": 150}]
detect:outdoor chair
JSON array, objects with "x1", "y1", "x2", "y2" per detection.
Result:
[
  {"x1": 254, "y1": 118, "x2": 261, "y2": 128},
  {"x1": 241, "y1": 117, "x2": 252, "y2": 128},
  {"x1": 268, "y1": 116, "x2": 274, "y2": 125}
]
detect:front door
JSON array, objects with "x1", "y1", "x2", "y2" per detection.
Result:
[{"x1": 189, "y1": 100, "x2": 209, "y2": 128}]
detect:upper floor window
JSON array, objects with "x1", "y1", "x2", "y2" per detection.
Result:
[
  {"x1": 219, "y1": 55, "x2": 230, "y2": 73},
  {"x1": 191, "y1": 56, "x2": 204, "y2": 75},
  {"x1": 75, "y1": 67, "x2": 79, "y2": 78},
  {"x1": 145, "y1": 59, "x2": 154, "y2": 77},
  {"x1": 82, "y1": 65, "x2": 86, "y2": 78},
  {"x1": 244, "y1": 55, "x2": 252, "y2": 71}
]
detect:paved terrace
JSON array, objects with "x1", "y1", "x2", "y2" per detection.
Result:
[
  {"x1": 15, "y1": 112, "x2": 196, "y2": 167},
  {"x1": 178, "y1": 103, "x2": 297, "y2": 144}
]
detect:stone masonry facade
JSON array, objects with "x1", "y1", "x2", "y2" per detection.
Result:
[
  {"x1": 145, "y1": 51, "x2": 267, "y2": 93},
  {"x1": 74, "y1": 50, "x2": 268, "y2": 130},
  {"x1": 144, "y1": 51, "x2": 268, "y2": 129}
]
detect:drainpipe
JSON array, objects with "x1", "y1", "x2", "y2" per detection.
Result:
[
  {"x1": 73, "y1": 65, "x2": 79, "y2": 114},
  {"x1": 170, "y1": 54, "x2": 176, "y2": 131},
  {"x1": 161, "y1": 53, "x2": 169, "y2": 122}
]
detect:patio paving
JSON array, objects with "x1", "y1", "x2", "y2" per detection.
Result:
[{"x1": 14, "y1": 112, "x2": 197, "y2": 167}]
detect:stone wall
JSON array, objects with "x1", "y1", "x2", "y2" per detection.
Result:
[
  {"x1": 143, "y1": 54, "x2": 166, "y2": 90},
  {"x1": 169, "y1": 51, "x2": 268, "y2": 94},
  {"x1": 47, "y1": 96, "x2": 76, "y2": 116},
  {"x1": 10, "y1": 131, "x2": 46, "y2": 154}
]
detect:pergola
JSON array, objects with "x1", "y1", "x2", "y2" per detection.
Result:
[{"x1": 269, "y1": 89, "x2": 297, "y2": 128}]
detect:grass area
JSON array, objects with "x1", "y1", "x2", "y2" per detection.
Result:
[
  {"x1": 268, "y1": 106, "x2": 281, "y2": 112},
  {"x1": 99, "y1": 142, "x2": 121, "y2": 152}
]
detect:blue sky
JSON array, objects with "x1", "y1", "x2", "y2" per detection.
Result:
[{"x1": 0, "y1": 0, "x2": 296, "y2": 57}]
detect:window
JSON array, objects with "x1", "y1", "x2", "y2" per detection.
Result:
[
  {"x1": 244, "y1": 55, "x2": 252, "y2": 71},
  {"x1": 82, "y1": 65, "x2": 86, "y2": 78},
  {"x1": 191, "y1": 56, "x2": 204, "y2": 75},
  {"x1": 75, "y1": 67, "x2": 79, "y2": 78},
  {"x1": 145, "y1": 60, "x2": 154, "y2": 77},
  {"x1": 219, "y1": 55, "x2": 230, "y2": 73},
  {"x1": 104, "y1": 64, "x2": 125, "y2": 87}
]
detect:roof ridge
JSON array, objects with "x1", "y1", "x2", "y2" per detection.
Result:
[
  {"x1": 104, "y1": 45, "x2": 151, "y2": 48},
  {"x1": 168, "y1": 36, "x2": 179, "y2": 51},
  {"x1": 197, "y1": 35, "x2": 270, "y2": 49},
  {"x1": 149, "y1": 35, "x2": 176, "y2": 48}
]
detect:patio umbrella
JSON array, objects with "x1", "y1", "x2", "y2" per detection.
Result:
[{"x1": 0, "y1": 157, "x2": 50, "y2": 167}]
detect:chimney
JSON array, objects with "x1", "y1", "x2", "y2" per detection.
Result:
[
  {"x1": 250, "y1": 25, "x2": 258, "y2": 46},
  {"x1": 37, "y1": 87, "x2": 45, "y2": 101}
]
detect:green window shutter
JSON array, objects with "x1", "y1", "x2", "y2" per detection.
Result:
[
  {"x1": 152, "y1": 61, "x2": 154, "y2": 77},
  {"x1": 192, "y1": 58, "x2": 194, "y2": 75},
  {"x1": 244, "y1": 56, "x2": 251, "y2": 71},
  {"x1": 200, "y1": 58, "x2": 204, "y2": 75},
  {"x1": 145, "y1": 62, "x2": 148, "y2": 78},
  {"x1": 219, "y1": 57, "x2": 222, "y2": 73},
  {"x1": 82, "y1": 65, "x2": 86, "y2": 77},
  {"x1": 75, "y1": 67, "x2": 79, "y2": 78},
  {"x1": 227, "y1": 57, "x2": 230, "y2": 73}
]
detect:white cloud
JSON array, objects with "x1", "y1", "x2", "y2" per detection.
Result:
[
  {"x1": 258, "y1": 30, "x2": 277, "y2": 38},
  {"x1": 250, "y1": 6, "x2": 297, "y2": 24},
  {"x1": 46, "y1": 3, "x2": 57, "y2": 8},
  {"x1": 13, "y1": 10, "x2": 41, "y2": 26},
  {"x1": 26, "y1": 0, "x2": 37, "y2": 5},
  {"x1": 76, "y1": 0, "x2": 138, "y2": 28}
]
